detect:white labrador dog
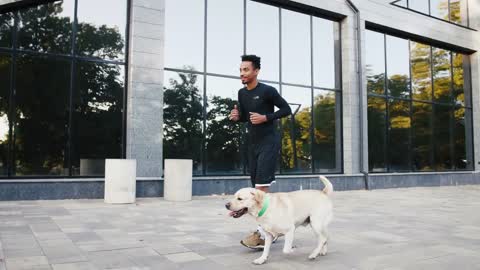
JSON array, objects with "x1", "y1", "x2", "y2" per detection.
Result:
[{"x1": 225, "y1": 176, "x2": 333, "y2": 265}]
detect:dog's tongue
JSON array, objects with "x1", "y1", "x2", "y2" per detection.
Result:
[{"x1": 229, "y1": 211, "x2": 235, "y2": 217}]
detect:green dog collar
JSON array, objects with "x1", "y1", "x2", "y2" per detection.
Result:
[{"x1": 258, "y1": 195, "x2": 270, "y2": 217}]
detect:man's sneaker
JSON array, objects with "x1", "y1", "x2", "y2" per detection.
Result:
[{"x1": 240, "y1": 231, "x2": 264, "y2": 250}]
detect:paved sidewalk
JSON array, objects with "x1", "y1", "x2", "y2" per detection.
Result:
[{"x1": 0, "y1": 185, "x2": 479, "y2": 270}]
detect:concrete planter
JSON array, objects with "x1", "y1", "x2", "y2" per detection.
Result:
[
  {"x1": 164, "y1": 159, "x2": 192, "y2": 201},
  {"x1": 104, "y1": 159, "x2": 137, "y2": 204}
]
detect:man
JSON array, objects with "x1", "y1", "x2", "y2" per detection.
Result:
[{"x1": 229, "y1": 55, "x2": 291, "y2": 249}]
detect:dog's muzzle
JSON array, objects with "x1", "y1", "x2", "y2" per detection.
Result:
[{"x1": 226, "y1": 203, "x2": 248, "y2": 218}]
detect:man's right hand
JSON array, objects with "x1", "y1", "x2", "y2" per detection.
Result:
[{"x1": 229, "y1": 105, "x2": 240, "y2": 121}]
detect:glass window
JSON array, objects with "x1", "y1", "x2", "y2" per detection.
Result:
[
  {"x1": 368, "y1": 97, "x2": 387, "y2": 172},
  {"x1": 313, "y1": 18, "x2": 335, "y2": 89},
  {"x1": 452, "y1": 52, "x2": 466, "y2": 106},
  {"x1": 366, "y1": 30, "x2": 385, "y2": 95},
  {"x1": 76, "y1": 0, "x2": 127, "y2": 60},
  {"x1": 205, "y1": 76, "x2": 243, "y2": 175},
  {"x1": 14, "y1": 55, "x2": 70, "y2": 176},
  {"x1": 388, "y1": 99, "x2": 411, "y2": 171},
  {"x1": 411, "y1": 42, "x2": 432, "y2": 101},
  {"x1": 412, "y1": 101, "x2": 433, "y2": 171},
  {"x1": 246, "y1": 1, "x2": 279, "y2": 82},
  {"x1": 71, "y1": 62, "x2": 124, "y2": 176},
  {"x1": 313, "y1": 89, "x2": 339, "y2": 173},
  {"x1": 0, "y1": 0, "x2": 128, "y2": 178},
  {"x1": 207, "y1": 0, "x2": 243, "y2": 76},
  {"x1": 165, "y1": 0, "x2": 204, "y2": 71},
  {"x1": 386, "y1": 35, "x2": 410, "y2": 98},
  {"x1": 281, "y1": 9, "x2": 311, "y2": 85},
  {"x1": 280, "y1": 85, "x2": 311, "y2": 173},
  {"x1": 409, "y1": 0, "x2": 429, "y2": 14},
  {"x1": 454, "y1": 107, "x2": 472, "y2": 170},
  {"x1": 449, "y1": 0, "x2": 467, "y2": 26},
  {"x1": 432, "y1": 47, "x2": 451, "y2": 103},
  {"x1": 17, "y1": 1, "x2": 75, "y2": 54},
  {"x1": 398, "y1": 0, "x2": 468, "y2": 26},
  {"x1": 433, "y1": 104, "x2": 452, "y2": 170},
  {"x1": 0, "y1": 13, "x2": 13, "y2": 48},
  {"x1": 430, "y1": 0, "x2": 449, "y2": 20},
  {"x1": 0, "y1": 54, "x2": 10, "y2": 176},
  {"x1": 368, "y1": 32, "x2": 473, "y2": 173},
  {"x1": 163, "y1": 71, "x2": 204, "y2": 175}
]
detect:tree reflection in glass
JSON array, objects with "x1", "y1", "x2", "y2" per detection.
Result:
[
  {"x1": 163, "y1": 71, "x2": 204, "y2": 175},
  {"x1": 313, "y1": 90, "x2": 337, "y2": 172},
  {"x1": 205, "y1": 76, "x2": 243, "y2": 175},
  {"x1": 0, "y1": 13, "x2": 13, "y2": 48},
  {"x1": 412, "y1": 102, "x2": 433, "y2": 171},
  {"x1": 1, "y1": 1, "x2": 126, "y2": 176},
  {"x1": 411, "y1": 42, "x2": 432, "y2": 101},
  {"x1": 367, "y1": 97, "x2": 387, "y2": 172},
  {"x1": 0, "y1": 55, "x2": 11, "y2": 175},
  {"x1": 280, "y1": 86, "x2": 312, "y2": 173}
]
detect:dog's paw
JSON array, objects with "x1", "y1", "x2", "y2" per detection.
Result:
[
  {"x1": 283, "y1": 247, "x2": 296, "y2": 254},
  {"x1": 252, "y1": 257, "x2": 267, "y2": 265},
  {"x1": 320, "y1": 244, "x2": 328, "y2": 256},
  {"x1": 308, "y1": 253, "x2": 318, "y2": 260}
]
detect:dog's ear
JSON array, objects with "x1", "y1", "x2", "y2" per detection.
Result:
[{"x1": 251, "y1": 189, "x2": 265, "y2": 207}]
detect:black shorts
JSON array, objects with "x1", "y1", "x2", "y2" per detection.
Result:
[{"x1": 248, "y1": 139, "x2": 280, "y2": 187}]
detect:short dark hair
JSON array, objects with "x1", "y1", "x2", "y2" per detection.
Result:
[{"x1": 241, "y1": 54, "x2": 261, "y2": 70}]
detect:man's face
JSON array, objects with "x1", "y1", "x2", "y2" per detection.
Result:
[{"x1": 240, "y1": 61, "x2": 259, "y2": 84}]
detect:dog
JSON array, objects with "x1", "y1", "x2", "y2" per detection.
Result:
[{"x1": 225, "y1": 176, "x2": 333, "y2": 265}]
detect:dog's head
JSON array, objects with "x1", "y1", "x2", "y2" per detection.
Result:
[{"x1": 225, "y1": 188, "x2": 265, "y2": 218}]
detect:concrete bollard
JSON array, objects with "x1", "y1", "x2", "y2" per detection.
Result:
[
  {"x1": 104, "y1": 159, "x2": 137, "y2": 204},
  {"x1": 164, "y1": 159, "x2": 192, "y2": 201}
]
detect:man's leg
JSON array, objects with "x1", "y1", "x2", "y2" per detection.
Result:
[
  {"x1": 241, "y1": 142, "x2": 278, "y2": 250},
  {"x1": 240, "y1": 182, "x2": 274, "y2": 250},
  {"x1": 253, "y1": 140, "x2": 281, "y2": 243},
  {"x1": 240, "y1": 144, "x2": 265, "y2": 250},
  {"x1": 255, "y1": 186, "x2": 269, "y2": 192}
]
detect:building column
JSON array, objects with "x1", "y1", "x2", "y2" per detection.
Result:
[
  {"x1": 126, "y1": 0, "x2": 165, "y2": 178},
  {"x1": 341, "y1": 10, "x2": 367, "y2": 175},
  {"x1": 469, "y1": 1, "x2": 480, "y2": 171}
]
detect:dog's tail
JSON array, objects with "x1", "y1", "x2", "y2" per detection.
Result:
[{"x1": 319, "y1": 175, "x2": 333, "y2": 196}]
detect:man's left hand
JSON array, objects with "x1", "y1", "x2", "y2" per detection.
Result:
[{"x1": 249, "y1": 112, "x2": 267, "y2": 125}]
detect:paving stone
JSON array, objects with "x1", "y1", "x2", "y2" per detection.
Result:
[
  {"x1": 5, "y1": 256, "x2": 50, "y2": 270},
  {"x1": 164, "y1": 252, "x2": 206, "y2": 263},
  {"x1": 51, "y1": 262, "x2": 98, "y2": 270},
  {"x1": 0, "y1": 185, "x2": 478, "y2": 269}
]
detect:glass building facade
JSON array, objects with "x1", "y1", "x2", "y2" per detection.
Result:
[
  {"x1": 0, "y1": 0, "x2": 128, "y2": 177},
  {"x1": 0, "y1": 0, "x2": 476, "y2": 186},
  {"x1": 366, "y1": 30, "x2": 473, "y2": 172}
]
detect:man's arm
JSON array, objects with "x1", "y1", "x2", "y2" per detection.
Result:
[
  {"x1": 238, "y1": 91, "x2": 248, "y2": 122},
  {"x1": 265, "y1": 88, "x2": 292, "y2": 121}
]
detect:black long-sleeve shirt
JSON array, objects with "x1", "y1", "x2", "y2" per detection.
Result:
[{"x1": 238, "y1": 83, "x2": 291, "y2": 144}]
